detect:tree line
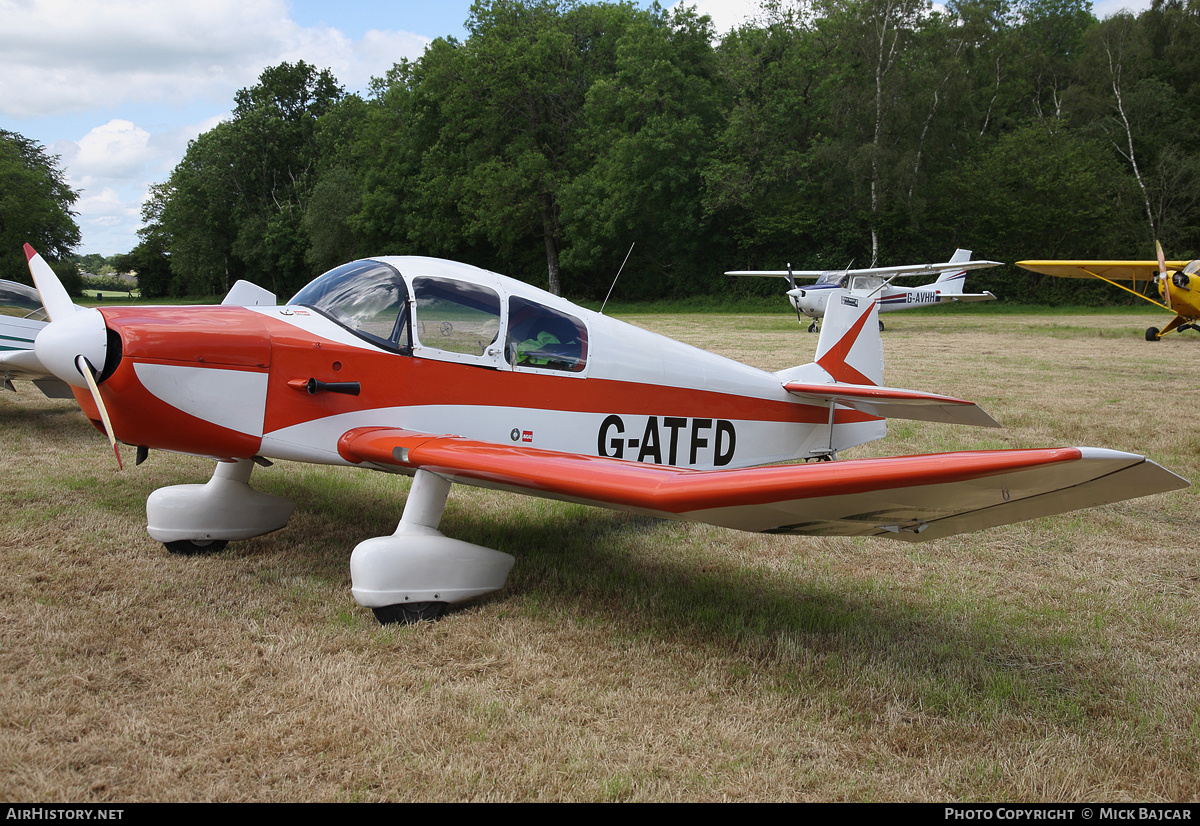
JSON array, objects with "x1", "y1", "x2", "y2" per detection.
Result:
[{"x1": 9, "y1": 0, "x2": 1200, "y2": 305}]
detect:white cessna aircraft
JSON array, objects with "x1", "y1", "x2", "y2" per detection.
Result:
[{"x1": 727, "y1": 249, "x2": 1000, "y2": 331}]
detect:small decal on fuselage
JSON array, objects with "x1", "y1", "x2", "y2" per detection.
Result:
[{"x1": 598, "y1": 414, "x2": 736, "y2": 467}]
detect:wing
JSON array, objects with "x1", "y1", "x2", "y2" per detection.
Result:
[
  {"x1": 0, "y1": 311, "x2": 70, "y2": 395},
  {"x1": 727, "y1": 259, "x2": 1002, "y2": 281},
  {"x1": 1016, "y1": 260, "x2": 1189, "y2": 281},
  {"x1": 336, "y1": 428, "x2": 1187, "y2": 543}
]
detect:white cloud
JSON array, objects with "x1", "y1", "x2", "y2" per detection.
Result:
[
  {"x1": 0, "y1": 0, "x2": 430, "y2": 118},
  {"x1": 60, "y1": 120, "x2": 154, "y2": 183},
  {"x1": 0, "y1": 1, "x2": 434, "y2": 254},
  {"x1": 670, "y1": 0, "x2": 763, "y2": 33}
]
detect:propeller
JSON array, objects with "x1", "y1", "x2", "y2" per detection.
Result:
[
  {"x1": 1156, "y1": 240, "x2": 1173, "y2": 310},
  {"x1": 76, "y1": 354, "x2": 123, "y2": 469},
  {"x1": 25, "y1": 244, "x2": 123, "y2": 469}
]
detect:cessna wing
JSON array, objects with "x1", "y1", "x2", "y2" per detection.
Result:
[
  {"x1": 338, "y1": 428, "x2": 1186, "y2": 542},
  {"x1": 726, "y1": 254, "x2": 1002, "y2": 281}
]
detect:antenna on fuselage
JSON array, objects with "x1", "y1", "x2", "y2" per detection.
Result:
[{"x1": 600, "y1": 242, "x2": 635, "y2": 315}]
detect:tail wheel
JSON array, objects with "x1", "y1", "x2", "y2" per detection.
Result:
[{"x1": 1146, "y1": 327, "x2": 1160, "y2": 342}]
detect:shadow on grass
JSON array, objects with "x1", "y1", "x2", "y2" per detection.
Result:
[{"x1": 211, "y1": 469, "x2": 1130, "y2": 726}]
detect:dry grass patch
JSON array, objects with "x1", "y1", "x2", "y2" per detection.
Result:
[{"x1": 1, "y1": 310, "x2": 1198, "y2": 801}]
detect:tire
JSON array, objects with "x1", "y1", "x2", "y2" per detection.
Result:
[
  {"x1": 163, "y1": 538, "x2": 229, "y2": 555},
  {"x1": 1146, "y1": 327, "x2": 1160, "y2": 342},
  {"x1": 372, "y1": 601, "x2": 447, "y2": 624}
]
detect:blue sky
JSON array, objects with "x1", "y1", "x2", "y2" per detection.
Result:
[{"x1": 0, "y1": 0, "x2": 1146, "y2": 258}]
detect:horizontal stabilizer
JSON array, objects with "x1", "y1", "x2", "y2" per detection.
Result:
[
  {"x1": 337, "y1": 428, "x2": 1186, "y2": 543},
  {"x1": 783, "y1": 381, "x2": 1000, "y2": 428},
  {"x1": 937, "y1": 291, "x2": 996, "y2": 303}
]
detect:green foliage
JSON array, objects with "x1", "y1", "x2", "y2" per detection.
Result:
[
  {"x1": 154, "y1": 61, "x2": 344, "y2": 298},
  {"x1": 140, "y1": 0, "x2": 1200, "y2": 305},
  {"x1": 0, "y1": 130, "x2": 81, "y2": 287}
]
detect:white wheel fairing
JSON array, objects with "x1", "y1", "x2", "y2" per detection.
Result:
[{"x1": 133, "y1": 363, "x2": 268, "y2": 437}]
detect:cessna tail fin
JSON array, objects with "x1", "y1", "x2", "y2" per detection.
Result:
[{"x1": 934, "y1": 249, "x2": 972, "y2": 294}]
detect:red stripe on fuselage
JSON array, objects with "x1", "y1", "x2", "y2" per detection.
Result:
[
  {"x1": 93, "y1": 305, "x2": 877, "y2": 459},
  {"x1": 257, "y1": 313, "x2": 876, "y2": 433}
]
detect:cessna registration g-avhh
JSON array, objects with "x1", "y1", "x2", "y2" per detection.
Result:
[
  {"x1": 727, "y1": 249, "x2": 999, "y2": 332},
  {"x1": 13, "y1": 245, "x2": 1187, "y2": 623}
]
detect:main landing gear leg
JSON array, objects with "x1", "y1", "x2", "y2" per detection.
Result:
[
  {"x1": 350, "y1": 469, "x2": 516, "y2": 624},
  {"x1": 146, "y1": 458, "x2": 296, "y2": 554}
]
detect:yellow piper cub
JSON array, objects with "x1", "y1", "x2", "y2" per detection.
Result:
[{"x1": 1018, "y1": 242, "x2": 1200, "y2": 341}]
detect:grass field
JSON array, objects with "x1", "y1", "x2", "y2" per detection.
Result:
[{"x1": 1, "y1": 308, "x2": 1198, "y2": 802}]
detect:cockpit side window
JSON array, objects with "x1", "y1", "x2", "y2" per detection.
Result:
[
  {"x1": 850, "y1": 275, "x2": 885, "y2": 293},
  {"x1": 412, "y1": 277, "x2": 501, "y2": 357},
  {"x1": 290, "y1": 260, "x2": 411, "y2": 352},
  {"x1": 506, "y1": 297, "x2": 587, "y2": 372}
]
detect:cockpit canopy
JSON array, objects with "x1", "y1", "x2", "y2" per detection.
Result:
[
  {"x1": 290, "y1": 258, "x2": 588, "y2": 373},
  {"x1": 814, "y1": 271, "x2": 847, "y2": 287},
  {"x1": 0, "y1": 279, "x2": 47, "y2": 321},
  {"x1": 290, "y1": 260, "x2": 409, "y2": 351}
]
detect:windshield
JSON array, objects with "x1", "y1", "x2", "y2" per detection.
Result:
[
  {"x1": 815, "y1": 271, "x2": 847, "y2": 287},
  {"x1": 290, "y1": 260, "x2": 410, "y2": 351}
]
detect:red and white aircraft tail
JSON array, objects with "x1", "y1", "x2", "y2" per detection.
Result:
[{"x1": 780, "y1": 286, "x2": 999, "y2": 442}]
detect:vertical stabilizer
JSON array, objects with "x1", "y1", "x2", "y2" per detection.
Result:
[
  {"x1": 935, "y1": 249, "x2": 972, "y2": 294},
  {"x1": 813, "y1": 292, "x2": 883, "y2": 386}
]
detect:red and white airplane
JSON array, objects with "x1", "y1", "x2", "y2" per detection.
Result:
[{"x1": 19, "y1": 245, "x2": 1187, "y2": 623}]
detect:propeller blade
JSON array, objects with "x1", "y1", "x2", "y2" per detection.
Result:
[
  {"x1": 75, "y1": 354, "x2": 123, "y2": 470},
  {"x1": 24, "y1": 244, "x2": 76, "y2": 322},
  {"x1": 1156, "y1": 241, "x2": 1173, "y2": 311}
]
